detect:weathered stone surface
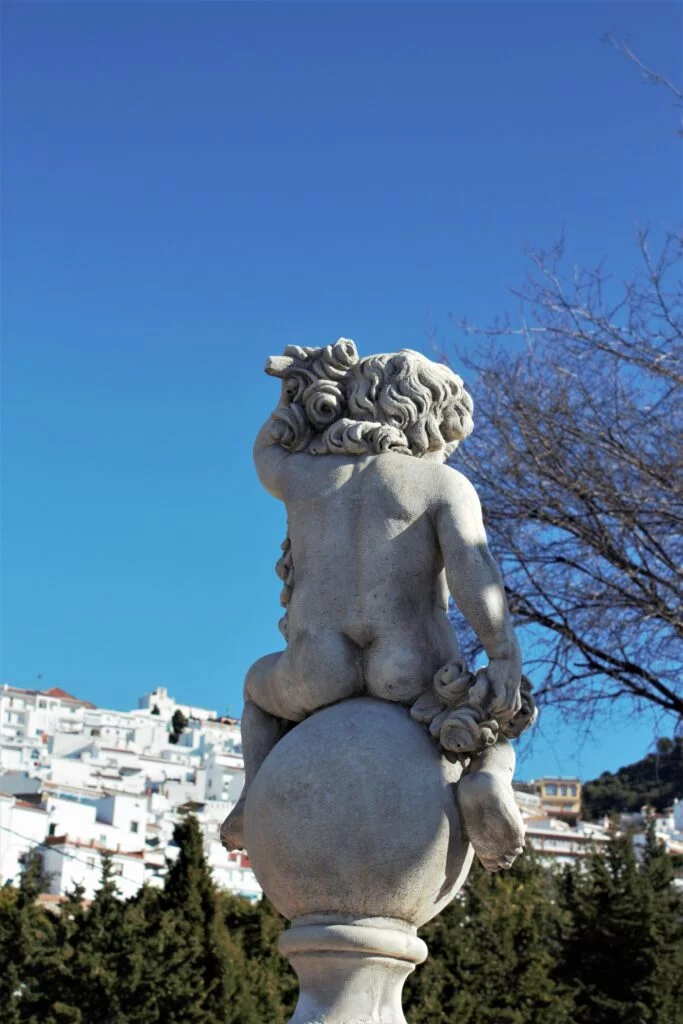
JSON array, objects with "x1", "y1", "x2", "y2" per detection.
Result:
[
  {"x1": 245, "y1": 698, "x2": 474, "y2": 1023},
  {"x1": 221, "y1": 340, "x2": 538, "y2": 1022},
  {"x1": 245, "y1": 698, "x2": 472, "y2": 925},
  {"x1": 222, "y1": 342, "x2": 535, "y2": 857}
]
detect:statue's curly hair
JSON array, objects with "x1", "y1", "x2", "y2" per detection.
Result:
[
  {"x1": 269, "y1": 341, "x2": 474, "y2": 459},
  {"x1": 344, "y1": 349, "x2": 473, "y2": 457}
]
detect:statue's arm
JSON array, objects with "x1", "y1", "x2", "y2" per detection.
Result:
[
  {"x1": 253, "y1": 412, "x2": 289, "y2": 500},
  {"x1": 434, "y1": 469, "x2": 522, "y2": 713}
]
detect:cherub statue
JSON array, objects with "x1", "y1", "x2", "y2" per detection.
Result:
[{"x1": 222, "y1": 340, "x2": 536, "y2": 871}]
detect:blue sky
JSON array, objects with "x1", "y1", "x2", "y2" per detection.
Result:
[{"x1": 3, "y1": 1, "x2": 680, "y2": 780}]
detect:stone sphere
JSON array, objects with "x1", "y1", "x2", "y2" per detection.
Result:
[{"x1": 244, "y1": 697, "x2": 474, "y2": 927}]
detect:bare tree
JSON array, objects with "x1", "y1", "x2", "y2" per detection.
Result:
[
  {"x1": 442, "y1": 40, "x2": 682, "y2": 724},
  {"x1": 602, "y1": 33, "x2": 683, "y2": 137},
  {"x1": 446, "y1": 230, "x2": 682, "y2": 722}
]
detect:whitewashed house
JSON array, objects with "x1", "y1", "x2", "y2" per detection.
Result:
[
  {"x1": 0, "y1": 683, "x2": 259, "y2": 901},
  {"x1": 0, "y1": 793, "x2": 50, "y2": 885}
]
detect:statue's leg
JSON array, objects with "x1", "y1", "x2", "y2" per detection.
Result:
[
  {"x1": 222, "y1": 634, "x2": 364, "y2": 850},
  {"x1": 457, "y1": 737, "x2": 526, "y2": 872},
  {"x1": 221, "y1": 700, "x2": 286, "y2": 850},
  {"x1": 221, "y1": 652, "x2": 298, "y2": 851}
]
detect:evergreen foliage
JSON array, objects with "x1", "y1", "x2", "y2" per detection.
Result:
[
  {"x1": 156, "y1": 814, "x2": 258, "y2": 1023},
  {"x1": 582, "y1": 736, "x2": 683, "y2": 818},
  {"x1": 1, "y1": 817, "x2": 680, "y2": 1024},
  {"x1": 221, "y1": 891, "x2": 298, "y2": 1021},
  {"x1": 557, "y1": 829, "x2": 683, "y2": 1023},
  {"x1": 405, "y1": 854, "x2": 575, "y2": 1024},
  {"x1": 0, "y1": 851, "x2": 58, "y2": 1023},
  {"x1": 169, "y1": 709, "x2": 188, "y2": 744}
]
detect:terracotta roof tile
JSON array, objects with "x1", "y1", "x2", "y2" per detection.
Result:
[
  {"x1": 44, "y1": 835, "x2": 144, "y2": 859},
  {"x1": 14, "y1": 800, "x2": 48, "y2": 813}
]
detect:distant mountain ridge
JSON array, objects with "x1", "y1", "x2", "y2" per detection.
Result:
[{"x1": 582, "y1": 737, "x2": 683, "y2": 819}]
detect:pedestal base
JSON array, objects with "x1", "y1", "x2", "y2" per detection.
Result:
[
  {"x1": 280, "y1": 916, "x2": 427, "y2": 1024},
  {"x1": 245, "y1": 699, "x2": 473, "y2": 1022}
]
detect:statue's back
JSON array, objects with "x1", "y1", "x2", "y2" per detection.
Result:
[{"x1": 282, "y1": 450, "x2": 461, "y2": 703}]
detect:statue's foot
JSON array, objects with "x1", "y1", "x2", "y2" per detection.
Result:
[
  {"x1": 457, "y1": 767, "x2": 525, "y2": 872},
  {"x1": 477, "y1": 845, "x2": 525, "y2": 873},
  {"x1": 220, "y1": 795, "x2": 246, "y2": 851}
]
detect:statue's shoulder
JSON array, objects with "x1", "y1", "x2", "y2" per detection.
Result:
[{"x1": 431, "y1": 463, "x2": 481, "y2": 508}]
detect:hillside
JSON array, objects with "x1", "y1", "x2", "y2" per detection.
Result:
[{"x1": 582, "y1": 737, "x2": 683, "y2": 819}]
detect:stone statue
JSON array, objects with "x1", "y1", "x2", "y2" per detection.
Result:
[{"x1": 221, "y1": 340, "x2": 537, "y2": 1023}]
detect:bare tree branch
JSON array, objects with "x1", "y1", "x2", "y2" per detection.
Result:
[
  {"x1": 603, "y1": 33, "x2": 683, "y2": 111},
  {"x1": 441, "y1": 44, "x2": 683, "y2": 725},
  {"x1": 444, "y1": 232, "x2": 683, "y2": 722}
]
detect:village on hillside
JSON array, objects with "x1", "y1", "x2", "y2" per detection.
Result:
[{"x1": 2, "y1": 682, "x2": 681, "y2": 905}]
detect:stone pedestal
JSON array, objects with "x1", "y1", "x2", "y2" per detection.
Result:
[{"x1": 244, "y1": 698, "x2": 474, "y2": 1024}]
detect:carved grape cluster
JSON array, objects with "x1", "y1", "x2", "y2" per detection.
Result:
[{"x1": 411, "y1": 663, "x2": 538, "y2": 764}]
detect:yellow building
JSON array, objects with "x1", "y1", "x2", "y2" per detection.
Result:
[{"x1": 537, "y1": 777, "x2": 582, "y2": 822}]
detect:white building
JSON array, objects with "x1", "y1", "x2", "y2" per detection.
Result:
[
  {"x1": 0, "y1": 683, "x2": 259, "y2": 901},
  {"x1": 512, "y1": 781, "x2": 612, "y2": 866},
  {"x1": 42, "y1": 835, "x2": 146, "y2": 901},
  {"x1": 138, "y1": 686, "x2": 217, "y2": 723},
  {"x1": 0, "y1": 792, "x2": 50, "y2": 886},
  {"x1": 208, "y1": 843, "x2": 262, "y2": 901},
  {"x1": 627, "y1": 800, "x2": 683, "y2": 874},
  {"x1": 523, "y1": 815, "x2": 610, "y2": 866},
  {"x1": 1, "y1": 685, "x2": 95, "y2": 772},
  {"x1": 11, "y1": 682, "x2": 675, "y2": 897}
]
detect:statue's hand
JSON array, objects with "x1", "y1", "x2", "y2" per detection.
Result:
[
  {"x1": 478, "y1": 659, "x2": 522, "y2": 726},
  {"x1": 436, "y1": 662, "x2": 522, "y2": 760}
]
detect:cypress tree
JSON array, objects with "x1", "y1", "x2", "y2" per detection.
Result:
[
  {"x1": 0, "y1": 877, "x2": 30, "y2": 1024},
  {"x1": 221, "y1": 892, "x2": 297, "y2": 1022},
  {"x1": 405, "y1": 854, "x2": 575, "y2": 1024},
  {"x1": 118, "y1": 883, "x2": 171, "y2": 1024},
  {"x1": 47, "y1": 882, "x2": 90, "y2": 1024},
  {"x1": 0, "y1": 852, "x2": 60, "y2": 1023},
  {"x1": 157, "y1": 814, "x2": 259, "y2": 1024},
  {"x1": 45, "y1": 857, "x2": 135, "y2": 1024},
  {"x1": 557, "y1": 831, "x2": 682, "y2": 1024},
  {"x1": 402, "y1": 872, "x2": 471, "y2": 1022},
  {"x1": 637, "y1": 825, "x2": 683, "y2": 1023}
]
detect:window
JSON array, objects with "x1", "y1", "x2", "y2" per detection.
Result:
[
  {"x1": 570, "y1": 785, "x2": 577, "y2": 797},
  {"x1": 545, "y1": 784, "x2": 557, "y2": 796},
  {"x1": 561, "y1": 785, "x2": 568, "y2": 796},
  {"x1": 91, "y1": 728, "x2": 100, "y2": 736},
  {"x1": 38, "y1": 700, "x2": 46, "y2": 709},
  {"x1": 48, "y1": 824, "x2": 56, "y2": 836},
  {"x1": 113, "y1": 863, "x2": 124, "y2": 876},
  {"x1": 86, "y1": 857, "x2": 96, "y2": 869},
  {"x1": 130, "y1": 821, "x2": 139, "y2": 833}
]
